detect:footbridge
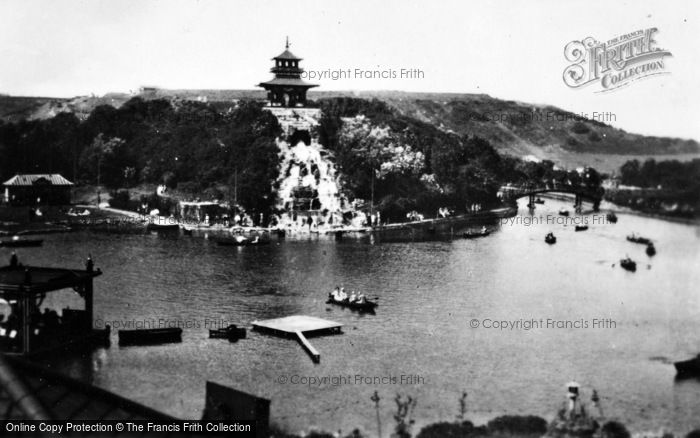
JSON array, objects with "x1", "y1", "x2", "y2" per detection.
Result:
[{"x1": 499, "y1": 183, "x2": 604, "y2": 210}]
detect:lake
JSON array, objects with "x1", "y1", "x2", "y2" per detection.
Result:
[{"x1": 7, "y1": 197, "x2": 700, "y2": 436}]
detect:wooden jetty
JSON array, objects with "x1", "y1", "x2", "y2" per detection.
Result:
[{"x1": 251, "y1": 315, "x2": 342, "y2": 363}]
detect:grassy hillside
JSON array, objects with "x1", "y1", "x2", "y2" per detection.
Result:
[
  {"x1": 373, "y1": 94, "x2": 698, "y2": 155},
  {"x1": 1, "y1": 89, "x2": 698, "y2": 174}
]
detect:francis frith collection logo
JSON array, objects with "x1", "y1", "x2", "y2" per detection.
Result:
[{"x1": 563, "y1": 28, "x2": 672, "y2": 92}]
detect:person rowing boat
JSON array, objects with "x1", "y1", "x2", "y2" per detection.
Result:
[
  {"x1": 330, "y1": 286, "x2": 348, "y2": 301},
  {"x1": 326, "y1": 289, "x2": 378, "y2": 312},
  {"x1": 330, "y1": 286, "x2": 366, "y2": 303},
  {"x1": 329, "y1": 286, "x2": 340, "y2": 301}
]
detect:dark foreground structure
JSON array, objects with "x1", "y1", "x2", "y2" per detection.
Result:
[
  {"x1": 0, "y1": 355, "x2": 270, "y2": 437},
  {"x1": 0, "y1": 263, "x2": 106, "y2": 356},
  {"x1": 0, "y1": 259, "x2": 270, "y2": 436}
]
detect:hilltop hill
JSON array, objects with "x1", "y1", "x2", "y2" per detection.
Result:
[{"x1": 1, "y1": 89, "x2": 697, "y2": 173}]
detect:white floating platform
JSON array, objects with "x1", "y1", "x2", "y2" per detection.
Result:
[
  {"x1": 251, "y1": 315, "x2": 343, "y2": 363},
  {"x1": 251, "y1": 315, "x2": 342, "y2": 336}
]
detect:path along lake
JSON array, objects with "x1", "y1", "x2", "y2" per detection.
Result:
[{"x1": 6, "y1": 197, "x2": 700, "y2": 435}]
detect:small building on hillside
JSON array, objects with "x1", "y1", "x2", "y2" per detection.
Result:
[{"x1": 2, "y1": 174, "x2": 73, "y2": 205}]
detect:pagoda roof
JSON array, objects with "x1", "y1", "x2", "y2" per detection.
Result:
[
  {"x1": 273, "y1": 49, "x2": 302, "y2": 60},
  {"x1": 258, "y1": 78, "x2": 318, "y2": 88}
]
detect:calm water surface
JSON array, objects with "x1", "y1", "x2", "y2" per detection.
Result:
[{"x1": 6, "y1": 198, "x2": 700, "y2": 435}]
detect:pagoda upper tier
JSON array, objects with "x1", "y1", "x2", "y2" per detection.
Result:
[{"x1": 258, "y1": 39, "x2": 318, "y2": 107}]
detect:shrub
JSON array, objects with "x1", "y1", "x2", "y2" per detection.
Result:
[
  {"x1": 203, "y1": 186, "x2": 224, "y2": 201},
  {"x1": 162, "y1": 171, "x2": 177, "y2": 188},
  {"x1": 108, "y1": 189, "x2": 132, "y2": 210},
  {"x1": 571, "y1": 121, "x2": 590, "y2": 134},
  {"x1": 177, "y1": 181, "x2": 202, "y2": 195},
  {"x1": 417, "y1": 421, "x2": 478, "y2": 438},
  {"x1": 486, "y1": 415, "x2": 547, "y2": 435},
  {"x1": 588, "y1": 131, "x2": 602, "y2": 142},
  {"x1": 599, "y1": 421, "x2": 630, "y2": 438}
]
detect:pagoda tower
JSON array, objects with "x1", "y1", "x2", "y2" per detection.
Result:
[{"x1": 258, "y1": 38, "x2": 318, "y2": 107}]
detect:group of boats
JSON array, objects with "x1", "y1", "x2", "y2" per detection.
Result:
[
  {"x1": 619, "y1": 233, "x2": 656, "y2": 271},
  {"x1": 116, "y1": 286, "x2": 376, "y2": 349},
  {"x1": 146, "y1": 219, "x2": 272, "y2": 247},
  {"x1": 117, "y1": 324, "x2": 247, "y2": 347},
  {"x1": 541, "y1": 211, "x2": 656, "y2": 274},
  {"x1": 627, "y1": 233, "x2": 656, "y2": 256},
  {"x1": 543, "y1": 221, "x2": 587, "y2": 244}
]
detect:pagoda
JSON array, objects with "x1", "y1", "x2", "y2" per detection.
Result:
[{"x1": 258, "y1": 38, "x2": 318, "y2": 107}]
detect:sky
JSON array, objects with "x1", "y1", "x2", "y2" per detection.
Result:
[{"x1": 1, "y1": 0, "x2": 699, "y2": 141}]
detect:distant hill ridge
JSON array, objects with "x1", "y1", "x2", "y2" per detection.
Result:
[{"x1": 1, "y1": 90, "x2": 697, "y2": 164}]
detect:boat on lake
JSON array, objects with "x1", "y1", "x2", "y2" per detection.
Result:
[
  {"x1": 209, "y1": 324, "x2": 246, "y2": 342},
  {"x1": 646, "y1": 243, "x2": 656, "y2": 256},
  {"x1": 627, "y1": 234, "x2": 652, "y2": 245},
  {"x1": 559, "y1": 209, "x2": 569, "y2": 216},
  {"x1": 574, "y1": 225, "x2": 588, "y2": 232},
  {"x1": 620, "y1": 257, "x2": 637, "y2": 272},
  {"x1": 118, "y1": 327, "x2": 182, "y2": 346},
  {"x1": 675, "y1": 354, "x2": 700, "y2": 377},
  {"x1": 534, "y1": 198, "x2": 544, "y2": 204},
  {"x1": 326, "y1": 294, "x2": 378, "y2": 313},
  {"x1": 545, "y1": 232, "x2": 556, "y2": 244},
  {"x1": 462, "y1": 228, "x2": 491, "y2": 239},
  {"x1": 215, "y1": 234, "x2": 270, "y2": 246},
  {"x1": 0, "y1": 236, "x2": 43, "y2": 247}
]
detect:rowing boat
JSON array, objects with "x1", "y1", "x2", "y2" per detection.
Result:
[
  {"x1": 0, "y1": 237, "x2": 43, "y2": 247},
  {"x1": 118, "y1": 327, "x2": 182, "y2": 346},
  {"x1": 326, "y1": 298, "x2": 378, "y2": 312},
  {"x1": 462, "y1": 229, "x2": 491, "y2": 239},
  {"x1": 209, "y1": 324, "x2": 246, "y2": 342},
  {"x1": 215, "y1": 235, "x2": 270, "y2": 246}
]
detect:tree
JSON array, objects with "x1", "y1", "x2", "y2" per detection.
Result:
[
  {"x1": 79, "y1": 133, "x2": 125, "y2": 187},
  {"x1": 620, "y1": 159, "x2": 640, "y2": 186}
]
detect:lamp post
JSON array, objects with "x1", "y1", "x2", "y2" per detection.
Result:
[
  {"x1": 96, "y1": 154, "x2": 102, "y2": 207},
  {"x1": 370, "y1": 168, "x2": 374, "y2": 227}
]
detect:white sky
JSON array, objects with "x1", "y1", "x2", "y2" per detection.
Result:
[{"x1": 1, "y1": 0, "x2": 698, "y2": 141}]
